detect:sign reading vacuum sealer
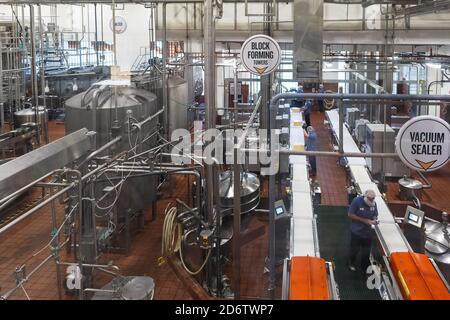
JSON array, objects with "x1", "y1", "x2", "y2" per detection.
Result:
[
  {"x1": 395, "y1": 116, "x2": 450, "y2": 172},
  {"x1": 240, "y1": 34, "x2": 281, "y2": 76}
]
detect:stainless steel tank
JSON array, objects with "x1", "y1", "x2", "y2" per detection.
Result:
[
  {"x1": 14, "y1": 107, "x2": 48, "y2": 128},
  {"x1": 424, "y1": 221, "x2": 450, "y2": 283},
  {"x1": 167, "y1": 75, "x2": 188, "y2": 138},
  {"x1": 65, "y1": 85, "x2": 159, "y2": 216},
  {"x1": 219, "y1": 171, "x2": 260, "y2": 215},
  {"x1": 65, "y1": 86, "x2": 158, "y2": 153}
]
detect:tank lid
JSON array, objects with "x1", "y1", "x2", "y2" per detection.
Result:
[
  {"x1": 14, "y1": 106, "x2": 47, "y2": 115},
  {"x1": 425, "y1": 221, "x2": 450, "y2": 255},
  {"x1": 219, "y1": 171, "x2": 260, "y2": 200},
  {"x1": 121, "y1": 276, "x2": 155, "y2": 300},
  {"x1": 398, "y1": 177, "x2": 423, "y2": 190}
]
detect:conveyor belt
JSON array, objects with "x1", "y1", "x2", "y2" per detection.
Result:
[
  {"x1": 287, "y1": 106, "x2": 337, "y2": 300},
  {"x1": 325, "y1": 110, "x2": 410, "y2": 254},
  {"x1": 289, "y1": 107, "x2": 318, "y2": 257}
]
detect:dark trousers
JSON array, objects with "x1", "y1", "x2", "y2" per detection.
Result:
[
  {"x1": 349, "y1": 232, "x2": 372, "y2": 272},
  {"x1": 304, "y1": 113, "x2": 311, "y2": 127},
  {"x1": 308, "y1": 156, "x2": 317, "y2": 175},
  {"x1": 318, "y1": 100, "x2": 324, "y2": 112}
]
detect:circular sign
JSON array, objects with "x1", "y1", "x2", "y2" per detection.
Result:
[
  {"x1": 109, "y1": 16, "x2": 127, "y2": 34},
  {"x1": 240, "y1": 34, "x2": 281, "y2": 76},
  {"x1": 395, "y1": 115, "x2": 450, "y2": 172}
]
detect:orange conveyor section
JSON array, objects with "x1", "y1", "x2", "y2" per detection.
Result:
[
  {"x1": 390, "y1": 252, "x2": 450, "y2": 300},
  {"x1": 289, "y1": 256, "x2": 330, "y2": 300}
]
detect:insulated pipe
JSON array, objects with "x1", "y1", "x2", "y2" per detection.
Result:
[
  {"x1": 162, "y1": 3, "x2": 168, "y2": 139},
  {"x1": 131, "y1": 107, "x2": 165, "y2": 131},
  {"x1": 77, "y1": 135, "x2": 122, "y2": 168},
  {"x1": 38, "y1": 4, "x2": 48, "y2": 144},
  {"x1": 90, "y1": 85, "x2": 108, "y2": 149},
  {"x1": 29, "y1": 4, "x2": 40, "y2": 145}
]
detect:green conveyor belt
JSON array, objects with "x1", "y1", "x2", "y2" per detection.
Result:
[{"x1": 317, "y1": 205, "x2": 381, "y2": 300}]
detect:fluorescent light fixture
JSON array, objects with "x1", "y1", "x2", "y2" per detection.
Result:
[{"x1": 426, "y1": 62, "x2": 442, "y2": 69}]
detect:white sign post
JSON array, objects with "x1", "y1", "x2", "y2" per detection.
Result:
[
  {"x1": 240, "y1": 34, "x2": 281, "y2": 76},
  {"x1": 395, "y1": 115, "x2": 450, "y2": 172}
]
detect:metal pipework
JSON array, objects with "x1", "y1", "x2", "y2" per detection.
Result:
[
  {"x1": 415, "y1": 170, "x2": 432, "y2": 189},
  {"x1": 77, "y1": 135, "x2": 122, "y2": 169},
  {"x1": 236, "y1": 96, "x2": 262, "y2": 149},
  {"x1": 29, "y1": 4, "x2": 40, "y2": 145},
  {"x1": 0, "y1": 182, "x2": 76, "y2": 236},
  {"x1": 131, "y1": 107, "x2": 165, "y2": 131},
  {"x1": 277, "y1": 149, "x2": 399, "y2": 158},
  {"x1": 204, "y1": 1, "x2": 218, "y2": 248},
  {"x1": 270, "y1": 92, "x2": 450, "y2": 102},
  {"x1": 162, "y1": 2, "x2": 168, "y2": 139},
  {"x1": 38, "y1": 4, "x2": 48, "y2": 144}
]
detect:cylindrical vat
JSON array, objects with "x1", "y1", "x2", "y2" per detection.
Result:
[
  {"x1": 65, "y1": 86, "x2": 158, "y2": 153},
  {"x1": 167, "y1": 75, "x2": 188, "y2": 138},
  {"x1": 65, "y1": 86, "x2": 159, "y2": 215},
  {"x1": 219, "y1": 171, "x2": 260, "y2": 216},
  {"x1": 14, "y1": 106, "x2": 48, "y2": 128}
]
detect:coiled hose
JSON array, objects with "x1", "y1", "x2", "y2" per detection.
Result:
[{"x1": 160, "y1": 204, "x2": 211, "y2": 275}]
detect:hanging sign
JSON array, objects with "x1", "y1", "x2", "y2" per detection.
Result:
[
  {"x1": 395, "y1": 115, "x2": 450, "y2": 172},
  {"x1": 109, "y1": 16, "x2": 127, "y2": 34},
  {"x1": 240, "y1": 34, "x2": 281, "y2": 76}
]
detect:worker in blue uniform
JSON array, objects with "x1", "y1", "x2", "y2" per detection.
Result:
[
  {"x1": 290, "y1": 85, "x2": 304, "y2": 108},
  {"x1": 302, "y1": 99, "x2": 312, "y2": 127},
  {"x1": 318, "y1": 83, "x2": 325, "y2": 112},
  {"x1": 348, "y1": 189, "x2": 379, "y2": 273},
  {"x1": 304, "y1": 126, "x2": 317, "y2": 176}
]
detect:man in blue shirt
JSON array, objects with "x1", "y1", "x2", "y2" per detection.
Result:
[
  {"x1": 290, "y1": 85, "x2": 304, "y2": 108},
  {"x1": 348, "y1": 189, "x2": 379, "y2": 273},
  {"x1": 302, "y1": 99, "x2": 312, "y2": 127},
  {"x1": 304, "y1": 126, "x2": 317, "y2": 176},
  {"x1": 318, "y1": 84, "x2": 325, "y2": 112}
]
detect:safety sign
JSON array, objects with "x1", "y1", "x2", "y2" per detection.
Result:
[
  {"x1": 240, "y1": 34, "x2": 281, "y2": 76},
  {"x1": 395, "y1": 116, "x2": 450, "y2": 172}
]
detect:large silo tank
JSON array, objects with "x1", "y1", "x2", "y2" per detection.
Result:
[
  {"x1": 65, "y1": 86, "x2": 159, "y2": 213},
  {"x1": 65, "y1": 86, "x2": 158, "y2": 154},
  {"x1": 168, "y1": 75, "x2": 188, "y2": 137}
]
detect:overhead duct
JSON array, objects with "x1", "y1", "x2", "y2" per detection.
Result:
[{"x1": 293, "y1": 0, "x2": 324, "y2": 83}]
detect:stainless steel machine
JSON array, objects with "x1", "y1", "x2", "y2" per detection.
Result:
[
  {"x1": 365, "y1": 123, "x2": 409, "y2": 179},
  {"x1": 65, "y1": 83, "x2": 159, "y2": 252},
  {"x1": 346, "y1": 107, "x2": 360, "y2": 131},
  {"x1": 424, "y1": 213, "x2": 450, "y2": 283}
]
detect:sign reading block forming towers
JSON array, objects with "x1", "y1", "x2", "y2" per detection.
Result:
[
  {"x1": 395, "y1": 116, "x2": 450, "y2": 172},
  {"x1": 240, "y1": 35, "x2": 281, "y2": 76}
]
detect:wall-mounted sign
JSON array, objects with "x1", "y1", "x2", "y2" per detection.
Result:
[
  {"x1": 109, "y1": 16, "x2": 127, "y2": 34},
  {"x1": 240, "y1": 34, "x2": 281, "y2": 76},
  {"x1": 395, "y1": 116, "x2": 450, "y2": 172}
]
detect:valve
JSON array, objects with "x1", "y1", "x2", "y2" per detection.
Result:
[{"x1": 199, "y1": 228, "x2": 213, "y2": 250}]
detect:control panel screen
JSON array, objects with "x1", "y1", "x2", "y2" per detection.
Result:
[
  {"x1": 408, "y1": 212, "x2": 419, "y2": 223},
  {"x1": 276, "y1": 206, "x2": 284, "y2": 215}
]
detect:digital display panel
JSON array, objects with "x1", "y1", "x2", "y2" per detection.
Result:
[
  {"x1": 276, "y1": 207, "x2": 284, "y2": 215},
  {"x1": 408, "y1": 212, "x2": 419, "y2": 223}
]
